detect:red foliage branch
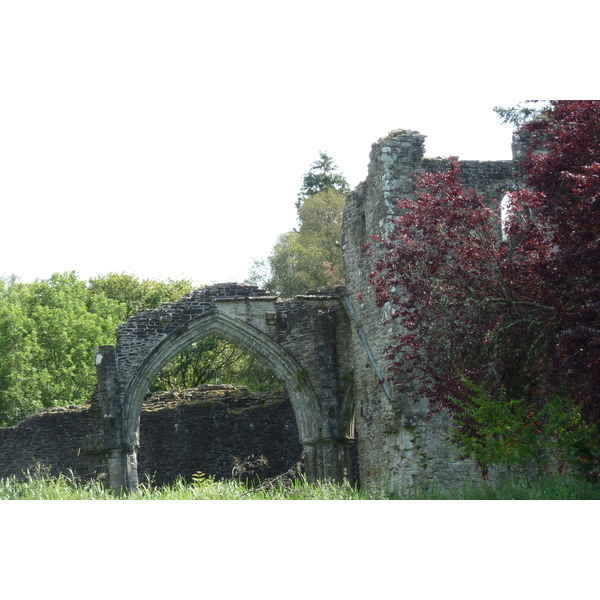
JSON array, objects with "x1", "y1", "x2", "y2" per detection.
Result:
[
  {"x1": 369, "y1": 101, "x2": 600, "y2": 430},
  {"x1": 515, "y1": 101, "x2": 600, "y2": 421}
]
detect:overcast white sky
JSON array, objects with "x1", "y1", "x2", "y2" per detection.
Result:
[{"x1": 1, "y1": 1, "x2": 596, "y2": 285}]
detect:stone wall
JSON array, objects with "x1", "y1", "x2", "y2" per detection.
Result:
[
  {"x1": 342, "y1": 129, "x2": 519, "y2": 492},
  {"x1": 137, "y1": 387, "x2": 303, "y2": 485},
  {"x1": 0, "y1": 386, "x2": 305, "y2": 485},
  {"x1": 0, "y1": 404, "x2": 98, "y2": 481}
]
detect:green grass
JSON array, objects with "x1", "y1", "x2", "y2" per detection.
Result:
[
  {"x1": 404, "y1": 475, "x2": 600, "y2": 500},
  {"x1": 0, "y1": 469, "x2": 388, "y2": 500},
  {"x1": 2, "y1": 468, "x2": 599, "y2": 500}
]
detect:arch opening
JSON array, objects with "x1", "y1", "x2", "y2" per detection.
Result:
[
  {"x1": 120, "y1": 312, "x2": 322, "y2": 486},
  {"x1": 138, "y1": 334, "x2": 303, "y2": 486},
  {"x1": 147, "y1": 334, "x2": 283, "y2": 395}
]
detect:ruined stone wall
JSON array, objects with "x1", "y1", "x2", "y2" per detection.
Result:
[
  {"x1": 92, "y1": 282, "x2": 355, "y2": 487},
  {"x1": 112, "y1": 284, "x2": 353, "y2": 419},
  {"x1": 0, "y1": 405, "x2": 98, "y2": 481},
  {"x1": 342, "y1": 129, "x2": 518, "y2": 492},
  {"x1": 0, "y1": 387, "x2": 304, "y2": 485},
  {"x1": 108, "y1": 283, "x2": 352, "y2": 444},
  {"x1": 137, "y1": 387, "x2": 303, "y2": 485}
]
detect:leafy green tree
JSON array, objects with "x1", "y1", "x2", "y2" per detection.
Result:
[
  {"x1": 266, "y1": 189, "x2": 346, "y2": 296},
  {"x1": 88, "y1": 273, "x2": 194, "y2": 319},
  {"x1": 493, "y1": 101, "x2": 546, "y2": 127},
  {"x1": 246, "y1": 258, "x2": 271, "y2": 291},
  {"x1": 249, "y1": 153, "x2": 349, "y2": 297},
  {"x1": 0, "y1": 271, "x2": 285, "y2": 425},
  {"x1": 0, "y1": 286, "x2": 38, "y2": 424},
  {"x1": 0, "y1": 272, "x2": 124, "y2": 425},
  {"x1": 149, "y1": 335, "x2": 282, "y2": 394},
  {"x1": 260, "y1": 231, "x2": 306, "y2": 296},
  {"x1": 296, "y1": 151, "x2": 350, "y2": 209}
]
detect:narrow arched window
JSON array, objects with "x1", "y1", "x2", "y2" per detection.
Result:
[{"x1": 500, "y1": 193, "x2": 511, "y2": 241}]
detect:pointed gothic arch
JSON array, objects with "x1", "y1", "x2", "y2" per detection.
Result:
[
  {"x1": 88, "y1": 284, "x2": 352, "y2": 493},
  {"x1": 121, "y1": 311, "x2": 321, "y2": 454}
]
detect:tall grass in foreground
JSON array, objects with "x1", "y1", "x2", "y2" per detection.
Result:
[
  {"x1": 0, "y1": 470, "x2": 388, "y2": 500},
  {"x1": 1, "y1": 469, "x2": 599, "y2": 500}
]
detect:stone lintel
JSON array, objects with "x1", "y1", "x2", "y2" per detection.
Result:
[{"x1": 213, "y1": 296, "x2": 279, "y2": 302}]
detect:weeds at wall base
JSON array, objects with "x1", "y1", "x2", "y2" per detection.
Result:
[{"x1": 389, "y1": 474, "x2": 600, "y2": 500}]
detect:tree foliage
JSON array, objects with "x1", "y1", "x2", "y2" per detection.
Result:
[
  {"x1": 0, "y1": 272, "x2": 124, "y2": 425},
  {"x1": 511, "y1": 101, "x2": 600, "y2": 421},
  {"x1": 493, "y1": 100, "x2": 546, "y2": 127},
  {"x1": 88, "y1": 273, "x2": 194, "y2": 319},
  {"x1": 296, "y1": 151, "x2": 350, "y2": 209},
  {"x1": 149, "y1": 335, "x2": 282, "y2": 394},
  {"x1": 264, "y1": 188, "x2": 346, "y2": 297},
  {"x1": 369, "y1": 100, "x2": 600, "y2": 477},
  {"x1": 249, "y1": 153, "x2": 348, "y2": 297},
  {"x1": 0, "y1": 271, "x2": 283, "y2": 425}
]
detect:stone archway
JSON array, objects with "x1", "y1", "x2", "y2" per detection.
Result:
[
  {"x1": 85, "y1": 283, "x2": 353, "y2": 494},
  {"x1": 121, "y1": 312, "x2": 322, "y2": 487}
]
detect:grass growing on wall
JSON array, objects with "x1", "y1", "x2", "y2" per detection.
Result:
[{"x1": 2, "y1": 468, "x2": 600, "y2": 500}]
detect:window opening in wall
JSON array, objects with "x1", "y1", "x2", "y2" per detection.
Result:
[
  {"x1": 359, "y1": 212, "x2": 367, "y2": 249},
  {"x1": 500, "y1": 193, "x2": 511, "y2": 241}
]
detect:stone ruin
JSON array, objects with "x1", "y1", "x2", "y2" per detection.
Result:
[{"x1": 0, "y1": 129, "x2": 526, "y2": 494}]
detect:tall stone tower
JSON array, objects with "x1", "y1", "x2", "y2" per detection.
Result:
[{"x1": 342, "y1": 130, "x2": 516, "y2": 492}]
